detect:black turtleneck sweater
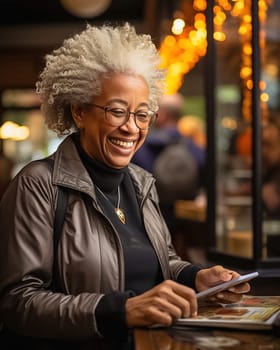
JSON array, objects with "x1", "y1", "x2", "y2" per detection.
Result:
[
  {"x1": 74, "y1": 134, "x2": 164, "y2": 294},
  {"x1": 73, "y1": 134, "x2": 201, "y2": 340}
]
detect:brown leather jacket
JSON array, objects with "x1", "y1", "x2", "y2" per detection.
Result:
[{"x1": 0, "y1": 135, "x2": 192, "y2": 340}]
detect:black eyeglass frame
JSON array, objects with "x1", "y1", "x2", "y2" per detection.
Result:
[{"x1": 86, "y1": 103, "x2": 158, "y2": 130}]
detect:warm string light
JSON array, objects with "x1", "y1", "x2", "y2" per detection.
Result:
[
  {"x1": 0, "y1": 121, "x2": 30, "y2": 141},
  {"x1": 159, "y1": 0, "x2": 208, "y2": 94},
  {"x1": 214, "y1": 0, "x2": 273, "y2": 122},
  {"x1": 159, "y1": 0, "x2": 272, "y2": 107}
]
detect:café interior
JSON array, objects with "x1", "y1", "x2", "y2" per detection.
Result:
[{"x1": 1, "y1": 0, "x2": 280, "y2": 302}]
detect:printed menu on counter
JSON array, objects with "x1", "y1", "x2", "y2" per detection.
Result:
[{"x1": 174, "y1": 295, "x2": 280, "y2": 331}]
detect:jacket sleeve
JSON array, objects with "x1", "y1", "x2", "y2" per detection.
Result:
[{"x1": 0, "y1": 163, "x2": 103, "y2": 340}]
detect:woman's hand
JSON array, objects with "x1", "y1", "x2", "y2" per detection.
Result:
[
  {"x1": 125, "y1": 280, "x2": 197, "y2": 327},
  {"x1": 195, "y1": 265, "x2": 251, "y2": 303}
]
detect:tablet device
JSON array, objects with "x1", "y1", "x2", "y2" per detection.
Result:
[{"x1": 196, "y1": 271, "x2": 259, "y2": 300}]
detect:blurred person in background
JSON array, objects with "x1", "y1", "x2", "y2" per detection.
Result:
[
  {"x1": 132, "y1": 93, "x2": 205, "y2": 182},
  {"x1": 262, "y1": 112, "x2": 280, "y2": 219},
  {"x1": 177, "y1": 114, "x2": 206, "y2": 149},
  {"x1": 227, "y1": 111, "x2": 280, "y2": 220}
]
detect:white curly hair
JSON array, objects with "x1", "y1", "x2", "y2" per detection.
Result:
[{"x1": 36, "y1": 22, "x2": 166, "y2": 135}]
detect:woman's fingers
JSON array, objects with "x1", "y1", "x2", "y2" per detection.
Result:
[
  {"x1": 150, "y1": 280, "x2": 197, "y2": 317},
  {"x1": 209, "y1": 290, "x2": 244, "y2": 303},
  {"x1": 125, "y1": 280, "x2": 197, "y2": 327},
  {"x1": 229, "y1": 281, "x2": 251, "y2": 294},
  {"x1": 210, "y1": 281, "x2": 251, "y2": 303}
]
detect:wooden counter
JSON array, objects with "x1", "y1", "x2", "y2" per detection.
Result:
[{"x1": 134, "y1": 327, "x2": 280, "y2": 349}]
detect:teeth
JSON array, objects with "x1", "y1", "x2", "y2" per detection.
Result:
[{"x1": 111, "y1": 139, "x2": 134, "y2": 148}]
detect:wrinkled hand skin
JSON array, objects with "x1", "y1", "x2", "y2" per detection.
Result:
[
  {"x1": 195, "y1": 265, "x2": 251, "y2": 304},
  {"x1": 125, "y1": 280, "x2": 197, "y2": 327},
  {"x1": 125, "y1": 266, "x2": 251, "y2": 328}
]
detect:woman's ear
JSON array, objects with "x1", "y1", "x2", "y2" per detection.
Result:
[{"x1": 71, "y1": 104, "x2": 83, "y2": 129}]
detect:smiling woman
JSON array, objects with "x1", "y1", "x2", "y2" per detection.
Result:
[
  {"x1": 70, "y1": 73, "x2": 151, "y2": 168},
  {"x1": 0, "y1": 22, "x2": 251, "y2": 349}
]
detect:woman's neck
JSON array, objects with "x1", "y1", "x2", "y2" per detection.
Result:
[{"x1": 73, "y1": 133, "x2": 127, "y2": 192}]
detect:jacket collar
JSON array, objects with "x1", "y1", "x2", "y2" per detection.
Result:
[
  {"x1": 52, "y1": 134, "x2": 96, "y2": 197},
  {"x1": 51, "y1": 134, "x2": 155, "y2": 201}
]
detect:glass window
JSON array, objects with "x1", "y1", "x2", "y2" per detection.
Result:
[
  {"x1": 261, "y1": 1, "x2": 280, "y2": 259},
  {"x1": 211, "y1": 0, "x2": 280, "y2": 264}
]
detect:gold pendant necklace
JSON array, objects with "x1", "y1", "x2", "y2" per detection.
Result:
[
  {"x1": 96, "y1": 185, "x2": 126, "y2": 224},
  {"x1": 114, "y1": 186, "x2": 126, "y2": 224}
]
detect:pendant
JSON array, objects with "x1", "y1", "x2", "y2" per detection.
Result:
[{"x1": 115, "y1": 208, "x2": 126, "y2": 224}]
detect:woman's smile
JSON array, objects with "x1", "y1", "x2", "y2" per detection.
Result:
[{"x1": 108, "y1": 136, "x2": 135, "y2": 150}]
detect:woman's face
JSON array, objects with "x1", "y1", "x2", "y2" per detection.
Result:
[{"x1": 76, "y1": 73, "x2": 150, "y2": 169}]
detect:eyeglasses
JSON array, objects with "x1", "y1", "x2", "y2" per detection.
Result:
[{"x1": 86, "y1": 103, "x2": 157, "y2": 130}]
